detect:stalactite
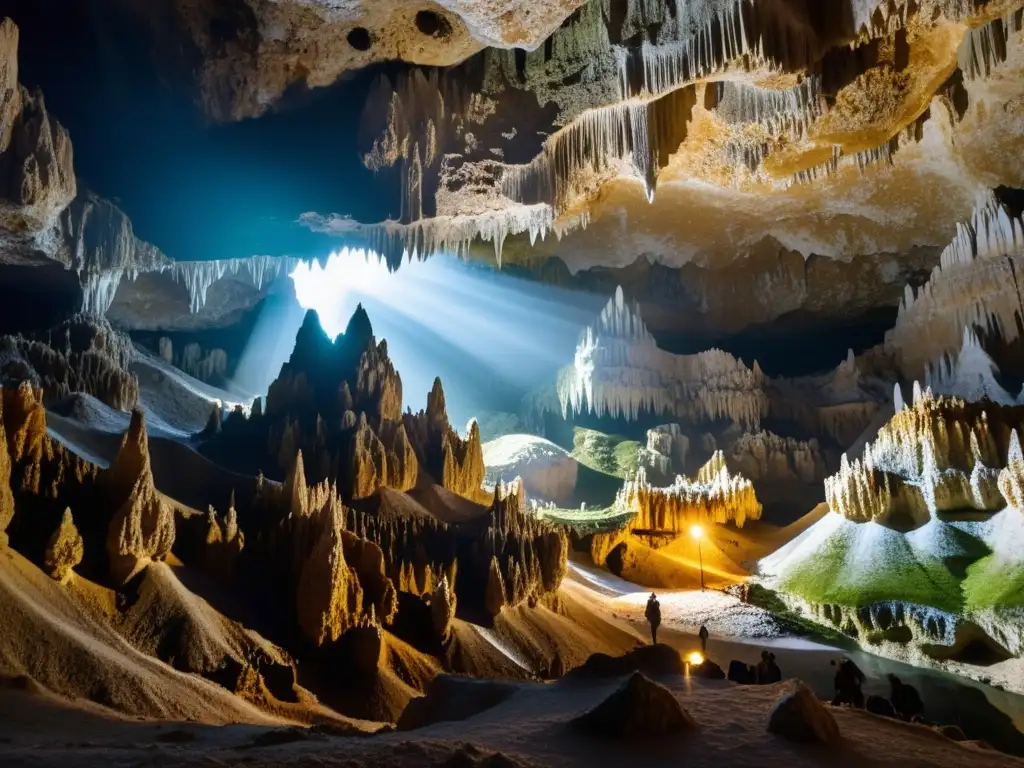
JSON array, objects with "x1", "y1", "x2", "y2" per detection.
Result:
[
  {"x1": 555, "y1": 286, "x2": 767, "y2": 427},
  {"x1": 616, "y1": 453, "x2": 762, "y2": 534},
  {"x1": 887, "y1": 193, "x2": 1024, "y2": 377}
]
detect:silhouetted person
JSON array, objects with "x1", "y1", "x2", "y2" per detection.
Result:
[
  {"x1": 645, "y1": 593, "x2": 661, "y2": 645},
  {"x1": 699, "y1": 624, "x2": 709, "y2": 654},
  {"x1": 765, "y1": 652, "x2": 782, "y2": 683},
  {"x1": 755, "y1": 650, "x2": 770, "y2": 684},
  {"x1": 831, "y1": 657, "x2": 866, "y2": 708},
  {"x1": 888, "y1": 674, "x2": 924, "y2": 721}
]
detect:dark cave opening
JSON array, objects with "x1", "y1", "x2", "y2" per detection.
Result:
[{"x1": 346, "y1": 27, "x2": 373, "y2": 52}]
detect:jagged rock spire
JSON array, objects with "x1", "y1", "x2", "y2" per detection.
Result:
[{"x1": 103, "y1": 409, "x2": 175, "y2": 582}]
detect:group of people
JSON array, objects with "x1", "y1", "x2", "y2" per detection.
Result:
[
  {"x1": 831, "y1": 659, "x2": 924, "y2": 720},
  {"x1": 727, "y1": 651, "x2": 783, "y2": 685}
]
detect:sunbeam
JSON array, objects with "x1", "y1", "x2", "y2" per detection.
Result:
[{"x1": 288, "y1": 248, "x2": 605, "y2": 424}]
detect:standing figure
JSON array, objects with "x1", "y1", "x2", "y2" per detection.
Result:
[
  {"x1": 645, "y1": 593, "x2": 662, "y2": 645},
  {"x1": 698, "y1": 624, "x2": 709, "y2": 655},
  {"x1": 831, "y1": 657, "x2": 866, "y2": 708},
  {"x1": 888, "y1": 674, "x2": 924, "y2": 721}
]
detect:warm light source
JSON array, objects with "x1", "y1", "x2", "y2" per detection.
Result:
[
  {"x1": 687, "y1": 651, "x2": 705, "y2": 666},
  {"x1": 689, "y1": 524, "x2": 703, "y2": 540}
]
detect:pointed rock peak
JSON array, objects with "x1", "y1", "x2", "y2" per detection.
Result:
[
  {"x1": 846, "y1": 348, "x2": 855, "y2": 368},
  {"x1": 894, "y1": 382, "x2": 904, "y2": 413},
  {"x1": 344, "y1": 303, "x2": 374, "y2": 347},
  {"x1": 289, "y1": 309, "x2": 333, "y2": 367},
  {"x1": 286, "y1": 449, "x2": 308, "y2": 516},
  {"x1": 912, "y1": 380, "x2": 923, "y2": 405},
  {"x1": 428, "y1": 377, "x2": 446, "y2": 415},
  {"x1": 614, "y1": 285, "x2": 625, "y2": 309},
  {"x1": 1010, "y1": 429, "x2": 1023, "y2": 465}
]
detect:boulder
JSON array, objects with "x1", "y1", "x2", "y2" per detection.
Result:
[
  {"x1": 767, "y1": 681, "x2": 841, "y2": 743},
  {"x1": 565, "y1": 644, "x2": 684, "y2": 681}
]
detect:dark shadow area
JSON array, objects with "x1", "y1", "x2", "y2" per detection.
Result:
[{"x1": 4, "y1": 0, "x2": 402, "y2": 263}]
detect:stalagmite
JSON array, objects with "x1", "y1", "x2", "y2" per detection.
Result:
[
  {"x1": 925, "y1": 327, "x2": 1018, "y2": 405},
  {"x1": 430, "y1": 574, "x2": 457, "y2": 643},
  {"x1": 296, "y1": 493, "x2": 365, "y2": 647},
  {"x1": 617, "y1": 452, "x2": 762, "y2": 533},
  {"x1": 556, "y1": 287, "x2": 768, "y2": 428},
  {"x1": 825, "y1": 390, "x2": 1024, "y2": 526},
  {"x1": 0, "y1": 314, "x2": 139, "y2": 411},
  {"x1": 43, "y1": 508, "x2": 84, "y2": 583},
  {"x1": 103, "y1": 409, "x2": 176, "y2": 582},
  {"x1": 998, "y1": 429, "x2": 1024, "y2": 512}
]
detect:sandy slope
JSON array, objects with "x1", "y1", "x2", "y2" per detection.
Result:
[
  {"x1": 0, "y1": 548, "x2": 277, "y2": 725},
  {"x1": 1, "y1": 662, "x2": 1019, "y2": 767}
]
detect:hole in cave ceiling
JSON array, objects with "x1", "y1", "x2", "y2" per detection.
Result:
[
  {"x1": 346, "y1": 27, "x2": 373, "y2": 52},
  {"x1": 415, "y1": 10, "x2": 452, "y2": 40}
]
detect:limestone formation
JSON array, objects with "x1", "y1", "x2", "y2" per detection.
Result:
[
  {"x1": 119, "y1": 1, "x2": 591, "y2": 123},
  {"x1": 767, "y1": 682, "x2": 840, "y2": 744},
  {"x1": 825, "y1": 389, "x2": 1024, "y2": 526},
  {"x1": 887, "y1": 194, "x2": 1024, "y2": 379},
  {"x1": 484, "y1": 556, "x2": 507, "y2": 617},
  {"x1": 0, "y1": 400, "x2": 14, "y2": 545},
  {"x1": 482, "y1": 434, "x2": 578, "y2": 504},
  {"x1": 322, "y1": 1, "x2": 1024, "y2": 277},
  {"x1": 926, "y1": 327, "x2": 1019, "y2": 406},
  {"x1": 998, "y1": 430, "x2": 1024, "y2": 513},
  {"x1": 636, "y1": 424, "x2": 689, "y2": 486},
  {"x1": 42, "y1": 507, "x2": 83, "y2": 582},
  {"x1": 103, "y1": 409, "x2": 176, "y2": 582},
  {"x1": 0, "y1": 314, "x2": 139, "y2": 411},
  {"x1": 296, "y1": 492, "x2": 366, "y2": 647},
  {"x1": 618, "y1": 453, "x2": 762, "y2": 534},
  {"x1": 727, "y1": 432, "x2": 826, "y2": 486},
  {"x1": 571, "y1": 672, "x2": 698, "y2": 739},
  {"x1": 0, "y1": 17, "x2": 75, "y2": 238},
  {"x1": 431, "y1": 574, "x2": 457, "y2": 643},
  {"x1": 767, "y1": 352, "x2": 888, "y2": 448},
  {"x1": 555, "y1": 287, "x2": 768, "y2": 428}
]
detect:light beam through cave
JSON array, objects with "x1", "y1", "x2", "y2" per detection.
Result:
[{"x1": 288, "y1": 248, "x2": 605, "y2": 426}]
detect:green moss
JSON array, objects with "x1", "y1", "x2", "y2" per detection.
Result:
[
  {"x1": 963, "y1": 554, "x2": 1024, "y2": 611},
  {"x1": 571, "y1": 427, "x2": 641, "y2": 480},
  {"x1": 778, "y1": 523, "x2": 965, "y2": 614}
]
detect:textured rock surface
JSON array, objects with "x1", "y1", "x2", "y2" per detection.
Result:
[
  {"x1": 42, "y1": 507, "x2": 83, "y2": 582},
  {"x1": 767, "y1": 681, "x2": 840, "y2": 743},
  {"x1": 825, "y1": 388, "x2": 1024, "y2": 527},
  {"x1": 103, "y1": 409, "x2": 176, "y2": 582},
  {"x1": 315, "y1": 0, "x2": 1024, "y2": 279},
  {"x1": 571, "y1": 671, "x2": 698, "y2": 739},
  {"x1": 554, "y1": 286, "x2": 768, "y2": 428},
  {"x1": 0, "y1": 314, "x2": 140, "y2": 411},
  {"x1": 118, "y1": 0, "x2": 590, "y2": 122},
  {"x1": 637, "y1": 424, "x2": 690, "y2": 485},
  {"x1": 886, "y1": 193, "x2": 1024, "y2": 379},
  {"x1": 483, "y1": 433, "x2": 579, "y2": 504},
  {"x1": 0, "y1": 17, "x2": 74, "y2": 243}
]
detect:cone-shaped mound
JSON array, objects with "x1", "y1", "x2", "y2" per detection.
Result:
[
  {"x1": 396, "y1": 674, "x2": 518, "y2": 731},
  {"x1": 767, "y1": 681, "x2": 841, "y2": 743},
  {"x1": 571, "y1": 671, "x2": 697, "y2": 739}
]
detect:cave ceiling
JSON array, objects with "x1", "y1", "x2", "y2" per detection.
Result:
[{"x1": 0, "y1": 0, "x2": 1023, "y2": 347}]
